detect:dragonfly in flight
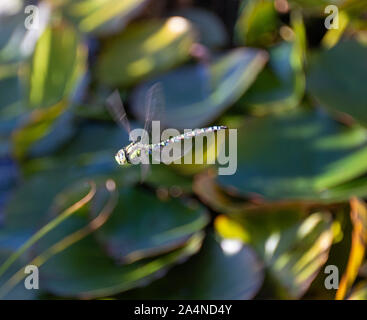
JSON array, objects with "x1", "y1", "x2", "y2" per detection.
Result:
[{"x1": 106, "y1": 84, "x2": 227, "y2": 179}]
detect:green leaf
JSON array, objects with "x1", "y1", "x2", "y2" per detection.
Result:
[
  {"x1": 215, "y1": 208, "x2": 334, "y2": 298},
  {"x1": 131, "y1": 48, "x2": 268, "y2": 129},
  {"x1": 25, "y1": 20, "x2": 86, "y2": 109},
  {"x1": 96, "y1": 17, "x2": 196, "y2": 87},
  {"x1": 307, "y1": 40, "x2": 367, "y2": 127},
  {"x1": 95, "y1": 187, "x2": 209, "y2": 263},
  {"x1": 4, "y1": 124, "x2": 139, "y2": 231},
  {"x1": 121, "y1": 233, "x2": 264, "y2": 299},
  {"x1": 40, "y1": 232, "x2": 204, "y2": 298},
  {"x1": 2, "y1": 173, "x2": 203, "y2": 298},
  {"x1": 217, "y1": 109, "x2": 367, "y2": 201}
]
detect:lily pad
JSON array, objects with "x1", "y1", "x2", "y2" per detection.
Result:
[
  {"x1": 215, "y1": 208, "x2": 334, "y2": 298},
  {"x1": 96, "y1": 17, "x2": 196, "y2": 87},
  {"x1": 95, "y1": 187, "x2": 209, "y2": 263},
  {"x1": 1, "y1": 175, "x2": 204, "y2": 299},
  {"x1": 4, "y1": 124, "x2": 139, "y2": 231},
  {"x1": 121, "y1": 233, "x2": 264, "y2": 299},
  {"x1": 40, "y1": 232, "x2": 204, "y2": 298},
  {"x1": 217, "y1": 109, "x2": 367, "y2": 201},
  {"x1": 131, "y1": 48, "x2": 268, "y2": 130},
  {"x1": 307, "y1": 40, "x2": 367, "y2": 127},
  {"x1": 194, "y1": 169, "x2": 367, "y2": 215}
]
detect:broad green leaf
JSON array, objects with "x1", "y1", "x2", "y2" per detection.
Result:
[
  {"x1": 61, "y1": 0, "x2": 150, "y2": 34},
  {"x1": 307, "y1": 40, "x2": 367, "y2": 127},
  {"x1": 4, "y1": 124, "x2": 140, "y2": 231},
  {"x1": 96, "y1": 17, "x2": 196, "y2": 87},
  {"x1": 40, "y1": 232, "x2": 204, "y2": 298},
  {"x1": 121, "y1": 233, "x2": 263, "y2": 299},
  {"x1": 194, "y1": 169, "x2": 367, "y2": 216},
  {"x1": 131, "y1": 48, "x2": 268, "y2": 129},
  {"x1": 322, "y1": 176, "x2": 367, "y2": 202},
  {"x1": 217, "y1": 109, "x2": 367, "y2": 201},
  {"x1": 95, "y1": 187, "x2": 209, "y2": 263},
  {"x1": 2, "y1": 173, "x2": 202, "y2": 299},
  {"x1": 25, "y1": 20, "x2": 86, "y2": 109},
  {"x1": 215, "y1": 208, "x2": 334, "y2": 298}
]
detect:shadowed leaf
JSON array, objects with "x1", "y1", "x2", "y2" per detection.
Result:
[{"x1": 120, "y1": 233, "x2": 264, "y2": 299}]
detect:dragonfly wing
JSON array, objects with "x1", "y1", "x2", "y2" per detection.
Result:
[
  {"x1": 139, "y1": 83, "x2": 166, "y2": 181},
  {"x1": 106, "y1": 90, "x2": 131, "y2": 134},
  {"x1": 142, "y1": 82, "x2": 166, "y2": 138}
]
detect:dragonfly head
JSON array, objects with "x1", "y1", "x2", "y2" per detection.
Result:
[{"x1": 115, "y1": 149, "x2": 128, "y2": 165}]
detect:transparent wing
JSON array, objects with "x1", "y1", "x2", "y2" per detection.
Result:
[
  {"x1": 106, "y1": 90, "x2": 131, "y2": 134},
  {"x1": 140, "y1": 83, "x2": 166, "y2": 182},
  {"x1": 142, "y1": 82, "x2": 166, "y2": 140}
]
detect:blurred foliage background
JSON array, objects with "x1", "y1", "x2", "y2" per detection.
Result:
[{"x1": 1, "y1": 0, "x2": 367, "y2": 300}]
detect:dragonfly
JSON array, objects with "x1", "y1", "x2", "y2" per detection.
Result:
[{"x1": 106, "y1": 83, "x2": 227, "y2": 180}]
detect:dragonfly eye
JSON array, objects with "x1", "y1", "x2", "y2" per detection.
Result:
[{"x1": 115, "y1": 149, "x2": 127, "y2": 165}]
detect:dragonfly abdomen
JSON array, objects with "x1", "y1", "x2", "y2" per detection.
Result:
[{"x1": 148, "y1": 125, "x2": 227, "y2": 153}]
